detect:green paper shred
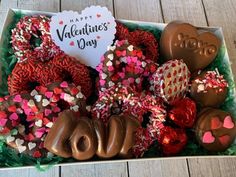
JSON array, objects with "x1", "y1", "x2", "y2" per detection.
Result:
[{"x1": 0, "y1": 13, "x2": 236, "y2": 169}]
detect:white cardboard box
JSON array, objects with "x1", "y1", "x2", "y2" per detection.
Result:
[{"x1": 0, "y1": 8, "x2": 235, "y2": 169}]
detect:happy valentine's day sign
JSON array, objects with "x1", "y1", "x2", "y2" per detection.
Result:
[{"x1": 50, "y1": 6, "x2": 116, "y2": 68}]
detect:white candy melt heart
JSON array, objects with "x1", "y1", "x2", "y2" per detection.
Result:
[
  {"x1": 30, "y1": 89, "x2": 38, "y2": 96},
  {"x1": 6, "y1": 136, "x2": 15, "y2": 143},
  {"x1": 46, "y1": 122, "x2": 53, "y2": 128},
  {"x1": 18, "y1": 146, "x2": 27, "y2": 153},
  {"x1": 28, "y1": 142, "x2": 36, "y2": 150},
  {"x1": 35, "y1": 120, "x2": 43, "y2": 127},
  {"x1": 42, "y1": 99, "x2": 50, "y2": 107},
  {"x1": 106, "y1": 60, "x2": 112, "y2": 66},
  {"x1": 108, "y1": 81, "x2": 114, "y2": 87},
  {"x1": 76, "y1": 92, "x2": 84, "y2": 99},
  {"x1": 108, "y1": 46, "x2": 116, "y2": 51},
  {"x1": 64, "y1": 94, "x2": 75, "y2": 102},
  {"x1": 28, "y1": 99, "x2": 35, "y2": 107},
  {"x1": 127, "y1": 45, "x2": 134, "y2": 51},
  {"x1": 34, "y1": 95, "x2": 42, "y2": 102},
  {"x1": 50, "y1": 6, "x2": 116, "y2": 68},
  {"x1": 71, "y1": 105, "x2": 79, "y2": 112},
  {"x1": 142, "y1": 61, "x2": 147, "y2": 67},
  {"x1": 15, "y1": 138, "x2": 24, "y2": 146},
  {"x1": 107, "y1": 54, "x2": 114, "y2": 60},
  {"x1": 101, "y1": 73, "x2": 107, "y2": 79}
]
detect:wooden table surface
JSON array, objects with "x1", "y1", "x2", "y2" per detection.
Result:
[{"x1": 0, "y1": 0, "x2": 236, "y2": 176}]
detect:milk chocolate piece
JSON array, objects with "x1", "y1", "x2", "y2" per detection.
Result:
[
  {"x1": 195, "y1": 108, "x2": 236, "y2": 152},
  {"x1": 44, "y1": 110, "x2": 141, "y2": 160},
  {"x1": 160, "y1": 21, "x2": 221, "y2": 72},
  {"x1": 94, "y1": 115, "x2": 126, "y2": 158},
  {"x1": 190, "y1": 70, "x2": 228, "y2": 107},
  {"x1": 44, "y1": 110, "x2": 78, "y2": 158},
  {"x1": 119, "y1": 115, "x2": 140, "y2": 158},
  {"x1": 70, "y1": 118, "x2": 98, "y2": 160}
]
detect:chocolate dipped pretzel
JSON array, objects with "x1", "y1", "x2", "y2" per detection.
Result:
[{"x1": 0, "y1": 81, "x2": 86, "y2": 158}]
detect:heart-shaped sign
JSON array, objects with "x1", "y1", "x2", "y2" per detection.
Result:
[
  {"x1": 50, "y1": 6, "x2": 116, "y2": 68},
  {"x1": 160, "y1": 21, "x2": 221, "y2": 72}
]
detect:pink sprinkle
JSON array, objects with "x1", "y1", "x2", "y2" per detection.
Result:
[
  {"x1": 100, "y1": 80, "x2": 106, "y2": 86},
  {"x1": 52, "y1": 106, "x2": 61, "y2": 113},
  {"x1": 122, "y1": 79, "x2": 129, "y2": 86},
  {"x1": 13, "y1": 95, "x2": 22, "y2": 102},
  {"x1": 0, "y1": 119, "x2": 7, "y2": 126},
  {"x1": 108, "y1": 66, "x2": 114, "y2": 71},
  {"x1": 118, "y1": 72, "x2": 125, "y2": 79},
  {"x1": 44, "y1": 109, "x2": 52, "y2": 116},
  {"x1": 60, "y1": 93, "x2": 65, "y2": 99},
  {"x1": 45, "y1": 91, "x2": 53, "y2": 98},
  {"x1": 132, "y1": 57, "x2": 137, "y2": 63},
  {"x1": 24, "y1": 108, "x2": 32, "y2": 116},
  {"x1": 128, "y1": 78, "x2": 135, "y2": 83},
  {"x1": 60, "y1": 81, "x2": 68, "y2": 88},
  {"x1": 35, "y1": 127, "x2": 46, "y2": 138},
  {"x1": 9, "y1": 113, "x2": 18, "y2": 120}
]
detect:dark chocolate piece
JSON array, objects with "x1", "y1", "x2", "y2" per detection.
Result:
[{"x1": 160, "y1": 21, "x2": 221, "y2": 72}]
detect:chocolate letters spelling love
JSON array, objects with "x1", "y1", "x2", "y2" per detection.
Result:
[
  {"x1": 44, "y1": 110, "x2": 140, "y2": 160},
  {"x1": 160, "y1": 21, "x2": 221, "y2": 72}
]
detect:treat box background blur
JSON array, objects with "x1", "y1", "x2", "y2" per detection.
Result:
[{"x1": 0, "y1": 8, "x2": 235, "y2": 170}]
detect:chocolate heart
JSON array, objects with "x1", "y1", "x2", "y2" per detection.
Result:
[{"x1": 160, "y1": 21, "x2": 221, "y2": 72}]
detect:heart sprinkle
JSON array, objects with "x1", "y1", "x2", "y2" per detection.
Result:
[
  {"x1": 13, "y1": 95, "x2": 22, "y2": 102},
  {"x1": 42, "y1": 99, "x2": 50, "y2": 107},
  {"x1": 28, "y1": 142, "x2": 36, "y2": 150},
  {"x1": 107, "y1": 54, "x2": 114, "y2": 60},
  {"x1": 76, "y1": 92, "x2": 84, "y2": 99},
  {"x1": 30, "y1": 90, "x2": 38, "y2": 96},
  {"x1": 218, "y1": 135, "x2": 231, "y2": 146},
  {"x1": 45, "y1": 91, "x2": 53, "y2": 98},
  {"x1": 6, "y1": 136, "x2": 15, "y2": 143},
  {"x1": 223, "y1": 116, "x2": 234, "y2": 129},
  {"x1": 127, "y1": 45, "x2": 134, "y2": 51},
  {"x1": 71, "y1": 105, "x2": 79, "y2": 112},
  {"x1": 34, "y1": 95, "x2": 42, "y2": 102},
  {"x1": 202, "y1": 131, "x2": 215, "y2": 144},
  {"x1": 9, "y1": 113, "x2": 19, "y2": 121},
  {"x1": 35, "y1": 120, "x2": 43, "y2": 127},
  {"x1": 46, "y1": 122, "x2": 53, "y2": 128},
  {"x1": 60, "y1": 81, "x2": 69, "y2": 88}
]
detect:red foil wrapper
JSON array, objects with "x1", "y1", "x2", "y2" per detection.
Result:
[
  {"x1": 158, "y1": 126, "x2": 187, "y2": 155},
  {"x1": 169, "y1": 97, "x2": 197, "y2": 128}
]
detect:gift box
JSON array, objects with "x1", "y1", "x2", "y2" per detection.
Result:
[{"x1": 0, "y1": 8, "x2": 236, "y2": 170}]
